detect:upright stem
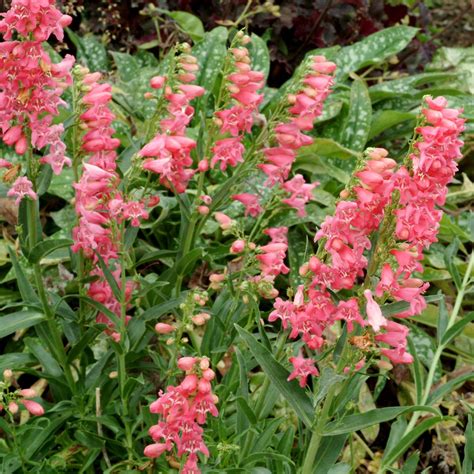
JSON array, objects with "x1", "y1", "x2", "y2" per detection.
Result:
[
  {"x1": 403, "y1": 251, "x2": 474, "y2": 435},
  {"x1": 301, "y1": 383, "x2": 338, "y2": 474}
]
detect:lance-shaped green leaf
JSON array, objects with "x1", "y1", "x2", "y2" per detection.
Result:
[
  {"x1": 324, "y1": 405, "x2": 440, "y2": 436},
  {"x1": 368, "y1": 110, "x2": 416, "y2": 140},
  {"x1": 9, "y1": 248, "x2": 39, "y2": 303},
  {"x1": 340, "y1": 78, "x2": 372, "y2": 151},
  {"x1": 0, "y1": 310, "x2": 45, "y2": 338},
  {"x1": 166, "y1": 11, "x2": 204, "y2": 42},
  {"x1": 235, "y1": 325, "x2": 314, "y2": 428},
  {"x1": 28, "y1": 238, "x2": 73, "y2": 264},
  {"x1": 381, "y1": 416, "x2": 445, "y2": 467}
]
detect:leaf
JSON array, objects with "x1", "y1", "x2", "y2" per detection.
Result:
[
  {"x1": 248, "y1": 33, "x2": 270, "y2": 80},
  {"x1": 111, "y1": 52, "x2": 140, "y2": 82},
  {"x1": 446, "y1": 173, "x2": 474, "y2": 205},
  {"x1": 437, "y1": 295, "x2": 449, "y2": 345},
  {"x1": 141, "y1": 296, "x2": 185, "y2": 321},
  {"x1": 235, "y1": 397, "x2": 257, "y2": 425},
  {"x1": 235, "y1": 325, "x2": 314, "y2": 428},
  {"x1": 441, "y1": 312, "x2": 474, "y2": 346},
  {"x1": 166, "y1": 11, "x2": 205, "y2": 42},
  {"x1": 0, "y1": 310, "x2": 45, "y2": 338},
  {"x1": 334, "y1": 26, "x2": 418, "y2": 81},
  {"x1": 368, "y1": 111, "x2": 416, "y2": 140},
  {"x1": 95, "y1": 253, "x2": 122, "y2": 301},
  {"x1": 312, "y1": 434, "x2": 348, "y2": 474},
  {"x1": 427, "y1": 372, "x2": 474, "y2": 405},
  {"x1": 402, "y1": 452, "x2": 420, "y2": 474},
  {"x1": 28, "y1": 239, "x2": 73, "y2": 264},
  {"x1": 462, "y1": 415, "x2": 473, "y2": 474},
  {"x1": 242, "y1": 452, "x2": 294, "y2": 468},
  {"x1": 324, "y1": 406, "x2": 440, "y2": 436},
  {"x1": 382, "y1": 416, "x2": 445, "y2": 466},
  {"x1": 24, "y1": 337, "x2": 62, "y2": 377},
  {"x1": 340, "y1": 79, "x2": 372, "y2": 151},
  {"x1": 9, "y1": 248, "x2": 39, "y2": 303},
  {"x1": 444, "y1": 238, "x2": 462, "y2": 290},
  {"x1": 0, "y1": 353, "x2": 35, "y2": 373},
  {"x1": 358, "y1": 383, "x2": 379, "y2": 443},
  {"x1": 175, "y1": 248, "x2": 203, "y2": 276},
  {"x1": 297, "y1": 138, "x2": 359, "y2": 161}
]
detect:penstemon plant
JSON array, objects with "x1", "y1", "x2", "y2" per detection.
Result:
[{"x1": 0, "y1": 1, "x2": 471, "y2": 473}]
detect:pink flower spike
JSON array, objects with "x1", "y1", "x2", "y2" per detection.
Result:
[{"x1": 364, "y1": 290, "x2": 387, "y2": 332}]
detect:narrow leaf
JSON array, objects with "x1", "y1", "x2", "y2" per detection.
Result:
[
  {"x1": 235, "y1": 325, "x2": 314, "y2": 428},
  {"x1": 0, "y1": 310, "x2": 45, "y2": 338}
]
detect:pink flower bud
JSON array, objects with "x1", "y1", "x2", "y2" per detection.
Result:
[
  {"x1": 155, "y1": 323, "x2": 175, "y2": 334},
  {"x1": 15, "y1": 136, "x2": 27, "y2": 155},
  {"x1": 197, "y1": 378, "x2": 211, "y2": 394},
  {"x1": 198, "y1": 205, "x2": 209, "y2": 215},
  {"x1": 199, "y1": 358, "x2": 210, "y2": 370},
  {"x1": 178, "y1": 357, "x2": 197, "y2": 371},
  {"x1": 144, "y1": 443, "x2": 167, "y2": 458},
  {"x1": 198, "y1": 159, "x2": 209, "y2": 172},
  {"x1": 230, "y1": 239, "x2": 246, "y2": 254},
  {"x1": 202, "y1": 368, "x2": 215, "y2": 381},
  {"x1": 215, "y1": 212, "x2": 233, "y2": 230},
  {"x1": 19, "y1": 389, "x2": 36, "y2": 398},
  {"x1": 200, "y1": 195, "x2": 212, "y2": 205},
  {"x1": 21, "y1": 399, "x2": 44, "y2": 416},
  {"x1": 150, "y1": 76, "x2": 166, "y2": 89},
  {"x1": 8, "y1": 402, "x2": 19, "y2": 414},
  {"x1": 180, "y1": 374, "x2": 198, "y2": 393},
  {"x1": 3, "y1": 125, "x2": 22, "y2": 145},
  {"x1": 3, "y1": 369, "x2": 13, "y2": 379},
  {"x1": 192, "y1": 313, "x2": 208, "y2": 326}
]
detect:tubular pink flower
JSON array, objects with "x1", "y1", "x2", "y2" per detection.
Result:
[{"x1": 7, "y1": 176, "x2": 37, "y2": 205}]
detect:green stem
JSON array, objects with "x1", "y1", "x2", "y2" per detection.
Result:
[
  {"x1": 403, "y1": 251, "x2": 474, "y2": 435},
  {"x1": 301, "y1": 383, "x2": 338, "y2": 474}
]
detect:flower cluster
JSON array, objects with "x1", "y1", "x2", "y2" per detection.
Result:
[
  {"x1": 270, "y1": 96, "x2": 464, "y2": 385},
  {"x1": 260, "y1": 55, "x2": 335, "y2": 215},
  {"x1": 72, "y1": 70, "x2": 146, "y2": 340},
  {"x1": 0, "y1": 0, "x2": 74, "y2": 203},
  {"x1": 140, "y1": 45, "x2": 205, "y2": 193},
  {"x1": 211, "y1": 35, "x2": 264, "y2": 172},
  {"x1": 144, "y1": 357, "x2": 218, "y2": 474},
  {"x1": 1, "y1": 370, "x2": 45, "y2": 418}
]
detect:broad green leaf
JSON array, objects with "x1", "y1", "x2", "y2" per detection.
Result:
[
  {"x1": 369, "y1": 72, "x2": 455, "y2": 101},
  {"x1": 235, "y1": 325, "x2": 314, "y2": 428},
  {"x1": 368, "y1": 110, "x2": 416, "y2": 140},
  {"x1": 297, "y1": 138, "x2": 359, "y2": 161},
  {"x1": 0, "y1": 310, "x2": 45, "y2": 338},
  {"x1": 72, "y1": 34, "x2": 109, "y2": 72},
  {"x1": 324, "y1": 406, "x2": 440, "y2": 436},
  {"x1": 28, "y1": 239, "x2": 73, "y2": 264},
  {"x1": 166, "y1": 11, "x2": 205, "y2": 42},
  {"x1": 340, "y1": 79, "x2": 371, "y2": 151},
  {"x1": 446, "y1": 173, "x2": 474, "y2": 205},
  {"x1": 111, "y1": 52, "x2": 140, "y2": 82},
  {"x1": 334, "y1": 26, "x2": 418, "y2": 81},
  {"x1": 248, "y1": 33, "x2": 270, "y2": 80},
  {"x1": 382, "y1": 416, "x2": 445, "y2": 466},
  {"x1": 444, "y1": 238, "x2": 462, "y2": 290},
  {"x1": 192, "y1": 27, "x2": 228, "y2": 99}
]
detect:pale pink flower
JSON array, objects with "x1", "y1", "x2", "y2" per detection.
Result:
[{"x1": 7, "y1": 176, "x2": 37, "y2": 205}]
